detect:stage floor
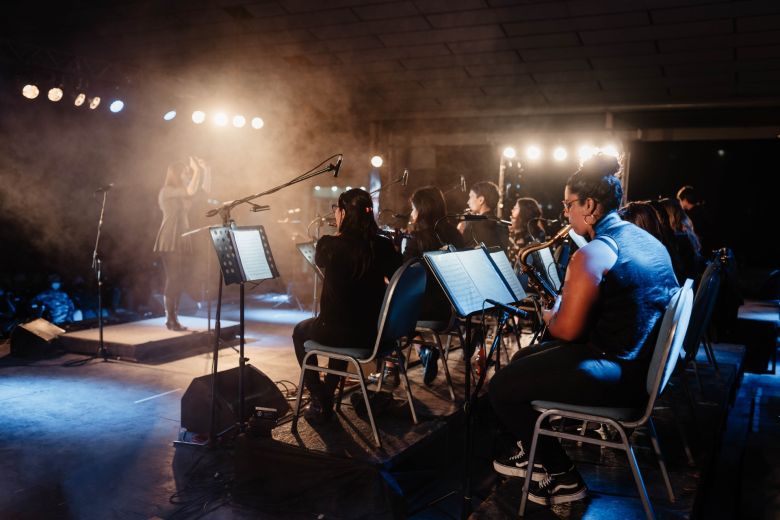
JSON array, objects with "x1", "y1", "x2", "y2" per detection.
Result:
[{"x1": 0, "y1": 299, "x2": 771, "y2": 519}]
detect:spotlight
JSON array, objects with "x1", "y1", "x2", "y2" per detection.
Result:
[
  {"x1": 213, "y1": 111, "x2": 228, "y2": 127},
  {"x1": 525, "y1": 145, "x2": 542, "y2": 161},
  {"x1": 331, "y1": 186, "x2": 338, "y2": 192},
  {"x1": 192, "y1": 110, "x2": 206, "y2": 124},
  {"x1": 48, "y1": 87, "x2": 63, "y2": 102},
  {"x1": 314, "y1": 186, "x2": 321, "y2": 191},
  {"x1": 232, "y1": 115, "x2": 246, "y2": 128},
  {"x1": 601, "y1": 143, "x2": 620, "y2": 158},
  {"x1": 22, "y1": 84, "x2": 39, "y2": 99},
  {"x1": 502, "y1": 147, "x2": 516, "y2": 159},
  {"x1": 163, "y1": 110, "x2": 177, "y2": 121},
  {"x1": 74, "y1": 93, "x2": 86, "y2": 107},
  {"x1": 578, "y1": 145, "x2": 596, "y2": 162},
  {"x1": 370, "y1": 155, "x2": 383, "y2": 168},
  {"x1": 109, "y1": 100, "x2": 124, "y2": 113},
  {"x1": 89, "y1": 96, "x2": 101, "y2": 109},
  {"x1": 251, "y1": 117, "x2": 264, "y2": 129},
  {"x1": 553, "y1": 146, "x2": 568, "y2": 161}
]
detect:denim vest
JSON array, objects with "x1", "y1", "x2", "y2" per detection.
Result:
[{"x1": 589, "y1": 212, "x2": 679, "y2": 361}]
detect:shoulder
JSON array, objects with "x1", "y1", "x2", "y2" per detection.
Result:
[{"x1": 574, "y1": 239, "x2": 618, "y2": 277}]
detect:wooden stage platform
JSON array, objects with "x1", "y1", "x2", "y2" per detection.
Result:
[{"x1": 58, "y1": 316, "x2": 240, "y2": 363}]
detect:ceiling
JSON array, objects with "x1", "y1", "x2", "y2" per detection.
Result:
[{"x1": 3, "y1": 0, "x2": 780, "y2": 122}]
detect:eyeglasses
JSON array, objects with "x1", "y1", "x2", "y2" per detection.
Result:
[
  {"x1": 561, "y1": 198, "x2": 580, "y2": 211},
  {"x1": 331, "y1": 204, "x2": 342, "y2": 211}
]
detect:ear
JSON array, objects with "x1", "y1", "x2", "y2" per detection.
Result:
[
  {"x1": 584, "y1": 197, "x2": 598, "y2": 215},
  {"x1": 477, "y1": 195, "x2": 486, "y2": 207}
]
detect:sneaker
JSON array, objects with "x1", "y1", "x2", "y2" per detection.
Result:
[
  {"x1": 528, "y1": 468, "x2": 587, "y2": 505},
  {"x1": 303, "y1": 394, "x2": 333, "y2": 425},
  {"x1": 493, "y1": 441, "x2": 547, "y2": 481},
  {"x1": 421, "y1": 346, "x2": 439, "y2": 385}
]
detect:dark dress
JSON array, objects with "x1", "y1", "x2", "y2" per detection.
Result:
[
  {"x1": 403, "y1": 222, "x2": 465, "y2": 322},
  {"x1": 489, "y1": 211, "x2": 679, "y2": 473},
  {"x1": 153, "y1": 186, "x2": 194, "y2": 311},
  {"x1": 292, "y1": 233, "x2": 402, "y2": 401}
]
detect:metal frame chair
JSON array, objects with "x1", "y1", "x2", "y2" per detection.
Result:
[
  {"x1": 290, "y1": 258, "x2": 427, "y2": 448},
  {"x1": 411, "y1": 312, "x2": 461, "y2": 401},
  {"x1": 519, "y1": 279, "x2": 694, "y2": 520}
]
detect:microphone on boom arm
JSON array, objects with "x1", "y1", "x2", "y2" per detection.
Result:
[
  {"x1": 331, "y1": 156, "x2": 343, "y2": 178},
  {"x1": 94, "y1": 183, "x2": 114, "y2": 193}
]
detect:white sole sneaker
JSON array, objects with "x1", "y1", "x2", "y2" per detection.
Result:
[{"x1": 492, "y1": 459, "x2": 546, "y2": 481}]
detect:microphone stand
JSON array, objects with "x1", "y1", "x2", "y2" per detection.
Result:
[
  {"x1": 196, "y1": 154, "x2": 342, "y2": 448},
  {"x1": 91, "y1": 190, "x2": 109, "y2": 362}
]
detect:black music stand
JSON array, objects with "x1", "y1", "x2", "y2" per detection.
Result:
[
  {"x1": 423, "y1": 246, "x2": 527, "y2": 519},
  {"x1": 206, "y1": 224, "x2": 279, "y2": 444},
  {"x1": 296, "y1": 240, "x2": 322, "y2": 317}
]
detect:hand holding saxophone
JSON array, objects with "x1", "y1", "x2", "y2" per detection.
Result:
[{"x1": 542, "y1": 294, "x2": 561, "y2": 326}]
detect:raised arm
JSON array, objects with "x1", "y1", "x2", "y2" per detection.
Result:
[{"x1": 185, "y1": 156, "x2": 202, "y2": 196}]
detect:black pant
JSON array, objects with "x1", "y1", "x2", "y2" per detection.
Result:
[
  {"x1": 292, "y1": 317, "x2": 349, "y2": 403},
  {"x1": 488, "y1": 341, "x2": 648, "y2": 474}
]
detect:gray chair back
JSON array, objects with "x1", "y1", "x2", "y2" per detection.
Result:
[
  {"x1": 646, "y1": 279, "x2": 694, "y2": 403},
  {"x1": 367, "y1": 259, "x2": 427, "y2": 362},
  {"x1": 681, "y1": 260, "x2": 721, "y2": 363}
]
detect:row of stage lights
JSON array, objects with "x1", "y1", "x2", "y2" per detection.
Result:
[
  {"x1": 21, "y1": 84, "x2": 125, "y2": 113},
  {"x1": 502, "y1": 143, "x2": 621, "y2": 163},
  {"x1": 163, "y1": 110, "x2": 264, "y2": 129}
]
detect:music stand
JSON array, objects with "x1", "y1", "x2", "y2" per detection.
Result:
[
  {"x1": 296, "y1": 241, "x2": 322, "y2": 317},
  {"x1": 206, "y1": 224, "x2": 279, "y2": 444},
  {"x1": 181, "y1": 225, "x2": 215, "y2": 332},
  {"x1": 423, "y1": 246, "x2": 527, "y2": 518}
]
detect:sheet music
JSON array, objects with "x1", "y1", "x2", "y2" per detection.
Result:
[
  {"x1": 426, "y1": 252, "x2": 483, "y2": 317},
  {"x1": 232, "y1": 228, "x2": 274, "y2": 282},
  {"x1": 489, "y1": 250, "x2": 527, "y2": 302},
  {"x1": 569, "y1": 229, "x2": 588, "y2": 248},
  {"x1": 535, "y1": 247, "x2": 561, "y2": 291}
]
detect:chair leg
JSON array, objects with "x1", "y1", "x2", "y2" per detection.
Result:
[
  {"x1": 335, "y1": 376, "x2": 346, "y2": 412},
  {"x1": 670, "y1": 403, "x2": 695, "y2": 466},
  {"x1": 397, "y1": 349, "x2": 419, "y2": 424},
  {"x1": 647, "y1": 418, "x2": 675, "y2": 503},
  {"x1": 617, "y1": 427, "x2": 656, "y2": 520},
  {"x1": 352, "y1": 358, "x2": 382, "y2": 448},
  {"x1": 434, "y1": 332, "x2": 456, "y2": 401},
  {"x1": 702, "y1": 335, "x2": 721, "y2": 379},
  {"x1": 519, "y1": 414, "x2": 545, "y2": 517},
  {"x1": 376, "y1": 359, "x2": 386, "y2": 394},
  {"x1": 291, "y1": 355, "x2": 311, "y2": 434}
]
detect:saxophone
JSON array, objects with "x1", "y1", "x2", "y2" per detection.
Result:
[{"x1": 517, "y1": 224, "x2": 572, "y2": 307}]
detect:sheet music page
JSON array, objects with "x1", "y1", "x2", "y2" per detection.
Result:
[
  {"x1": 490, "y1": 251, "x2": 527, "y2": 302},
  {"x1": 457, "y1": 249, "x2": 515, "y2": 307},
  {"x1": 233, "y1": 229, "x2": 273, "y2": 282},
  {"x1": 536, "y1": 247, "x2": 561, "y2": 291},
  {"x1": 425, "y1": 252, "x2": 483, "y2": 317}
]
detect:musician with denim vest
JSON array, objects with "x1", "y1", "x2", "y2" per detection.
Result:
[{"x1": 488, "y1": 154, "x2": 679, "y2": 506}]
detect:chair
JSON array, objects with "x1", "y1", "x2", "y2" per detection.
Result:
[
  {"x1": 291, "y1": 259, "x2": 427, "y2": 448},
  {"x1": 411, "y1": 311, "x2": 461, "y2": 401},
  {"x1": 681, "y1": 259, "x2": 722, "y2": 394},
  {"x1": 519, "y1": 279, "x2": 694, "y2": 520}
]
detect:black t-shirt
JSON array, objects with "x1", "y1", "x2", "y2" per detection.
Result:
[
  {"x1": 403, "y1": 222, "x2": 465, "y2": 322},
  {"x1": 461, "y1": 211, "x2": 509, "y2": 251},
  {"x1": 315, "y1": 233, "x2": 402, "y2": 347}
]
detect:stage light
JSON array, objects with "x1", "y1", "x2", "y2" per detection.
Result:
[
  {"x1": 331, "y1": 186, "x2": 338, "y2": 192},
  {"x1": 48, "y1": 87, "x2": 63, "y2": 102},
  {"x1": 346, "y1": 186, "x2": 352, "y2": 190},
  {"x1": 553, "y1": 146, "x2": 568, "y2": 161},
  {"x1": 314, "y1": 186, "x2": 321, "y2": 191},
  {"x1": 89, "y1": 96, "x2": 101, "y2": 109},
  {"x1": 163, "y1": 110, "x2": 176, "y2": 121},
  {"x1": 360, "y1": 186, "x2": 366, "y2": 191},
  {"x1": 109, "y1": 100, "x2": 124, "y2": 113},
  {"x1": 578, "y1": 145, "x2": 596, "y2": 162},
  {"x1": 213, "y1": 111, "x2": 228, "y2": 127},
  {"x1": 192, "y1": 110, "x2": 206, "y2": 124},
  {"x1": 232, "y1": 115, "x2": 246, "y2": 128},
  {"x1": 502, "y1": 147, "x2": 516, "y2": 159},
  {"x1": 601, "y1": 143, "x2": 620, "y2": 158},
  {"x1": 74, "y1": 93, "x2": 86, "y2": 107},
  {"x1": 525, "y1": 145, "x2": 541, "y2": 161},
  {"x1": 22, "y1": 84, "x2": 39, "y2": 99},
  {"x1": 251, "y1": 117, "x2": 264, "y2": 129},
  {"x1": 370, "y1": 155, "x2": 383, "y2": 168}
]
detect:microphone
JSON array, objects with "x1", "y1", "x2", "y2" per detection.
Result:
[
  {"x1": 332, "y1": 156, "x2": 343, "y2": 178},
  {"x1": 250, "y1": 204, "x2": 270, "y2": 212},
  {"x1": 460, "y1": 175, "x2": 466, "y2": 193},
  {"x1": 94, "y1": 183, "x2": 114, "y2": 193},
  {"x1": 456, "y1": 213, "x2": 511, "y2": 226},
  {"x1": 401, "y1": 169, "x2": 409, "y2": 186},
  {"x1": 485, "y1": 299, "x2": 529, "y2": 318}
]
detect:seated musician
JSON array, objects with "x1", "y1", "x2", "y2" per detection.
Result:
[
  {"x1": 459, "y1": 181, "x2": 509, "y2": 251},
  {"x1": 292, "y1": 188, "x2": 402, "y2": 424},
  {"x1": 488, "y1": 154, "x2": 679, "y2": 505},
  {"x1": 403, "y1": 186, "x2": 465, "y2": 384}
]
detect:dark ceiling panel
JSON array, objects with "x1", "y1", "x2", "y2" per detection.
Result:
[
  {"x1": 503, "y1": 11, "x2": 650, "y2": 37},
  {"x1": 378, "y1": 25, "x2": 505, "y2": 47},
  {"x1": 581, "y1": 19, "x2": 734, "y2": 45},
  {"x1": 426, "y1": 3, "x2": 569, "y2": 28}
]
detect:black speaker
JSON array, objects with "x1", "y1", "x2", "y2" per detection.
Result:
[
  {"x1": 10, "y1": 318, "x2": 65, "y2": 357},
  {"x1": 181, "y1": 365, "x2": 291, "y2": 434}
]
